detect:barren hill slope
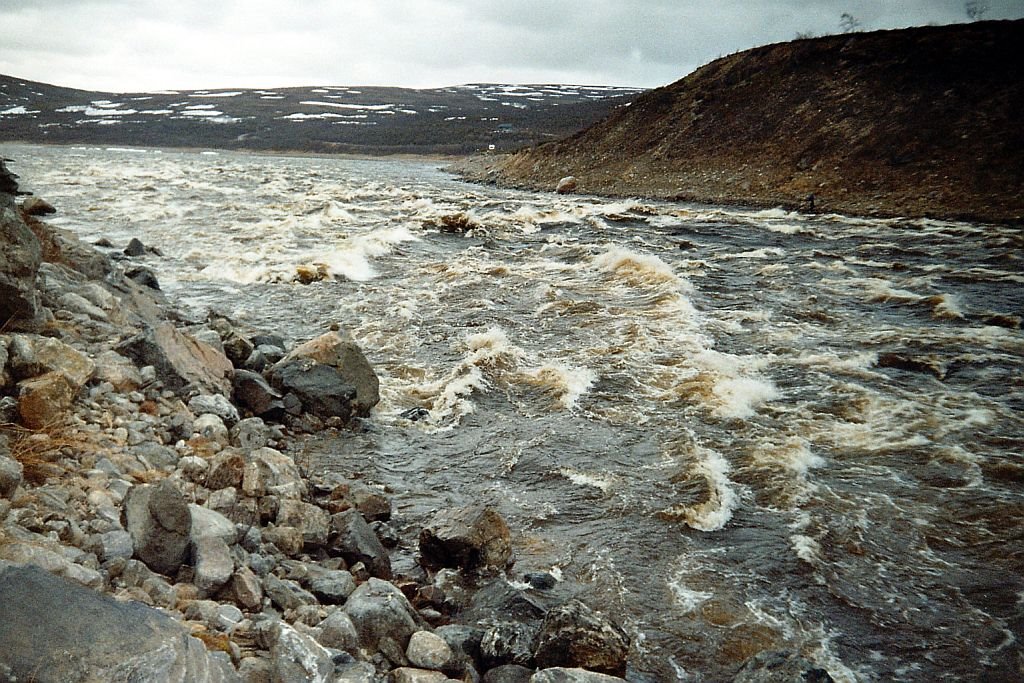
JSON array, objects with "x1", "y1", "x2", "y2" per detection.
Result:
[{"x1": 466, "y1": 20, "x2": 1024, "y2": 222}]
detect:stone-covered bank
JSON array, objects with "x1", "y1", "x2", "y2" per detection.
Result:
[{"x1": 0, "y1": 158, "x2": 659, "y2": 683}]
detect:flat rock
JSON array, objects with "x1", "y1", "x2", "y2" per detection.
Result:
[
  {"x1": 116, "y1": 321, "x2": 233, "y2": 395},
  {"x1": 0, "y1": 563, "x2": 240, "y2": 682}
]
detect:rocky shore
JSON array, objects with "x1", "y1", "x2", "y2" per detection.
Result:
[{"x1": 0, "y1": 158, "x2": 645, "y2": 683}]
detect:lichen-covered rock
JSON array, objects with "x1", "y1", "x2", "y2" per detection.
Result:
[
  {"x1": 407, "y1": 630, "x2": 454, "y2": 670},
  {"x1": 267, "y1": 621, "x2": 334, "y2": 683},
  {"x1": 317, "y1": 609, "x2": 360, "y2": 651},
  {"x1": 418, "y1": 505, "x2": 512, "y2": 573},
  {"x1": 529, "y1": 668, "x2": 627, "y2": 683}
]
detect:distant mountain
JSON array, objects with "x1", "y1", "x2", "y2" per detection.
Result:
[
  {"x1": 0, "y1": 76, "x2": 644, "y2": 155},
  {"x1": 460, "y1": 20, "x2": 1024, "y2": 223}
]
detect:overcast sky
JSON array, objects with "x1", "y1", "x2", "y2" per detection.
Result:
[{"x1": 1, "y1": 0, "x2": 1022, "y2": 92}]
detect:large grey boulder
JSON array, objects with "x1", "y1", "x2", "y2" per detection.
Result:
[
  {"x1": 344, "y1": 577, "x2": 420, "y2": 652},
  {"x1": 0, "y1": 164, "x2": 42, "y2": 325},
  {"x1": 116, "y1": 321, "x2": 233, "y2": 395},
  {"x1": 0, "y1": 562, "x2": 240, "y2": 682},
  {"x1": 267, "y1": 357, "x2": 357, "y2": 420},
  {"x1": 123, "y1": 479, "x2": 193, "y2": 575},
  {"x1": 277, "y1": 331, "x2": 380, "y2": 416},
  {"x1": 331, "y1": 508, "x2": 392, "y2": 579},
  {"x1": 418, "y1": 505, "x2": 512, "y2": 573},
  {"x1": 532, "y1": 600, "x2": 629, "y2": 676},
  {"x1": 267, "y1": 621, "x2": 334, "y2": 683}
]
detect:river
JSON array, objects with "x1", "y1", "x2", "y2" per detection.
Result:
[{"x1": 7, "y1": 143, "x2": 1023, "y2": 682}]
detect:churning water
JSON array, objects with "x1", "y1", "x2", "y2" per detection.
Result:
[{"x1": 9, "y1": 144, "x2": 1023, "y2": 681}]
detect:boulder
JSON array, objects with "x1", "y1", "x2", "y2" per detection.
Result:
[
  {"x1": 263, "y1": 574, "x2": 318, "y2": 612},
  {"x1": 267, "y1": 357, "x2": 357, "y2": 420},
  {"x1": 92, "y1": 349, "x2": 144, "y2": 390},
  {"x1": 268, "y1": 621, "x2": 335, "y2": 683},
  {"x1": 222, "y1": 332, "x2": 255, "y2": 368},
  {"x1": 124, "y1": 237, "x2": 147, "y2": 257},
  {"x1": 532, "y1": 600, "x2": 629, "y2": 676},
  {"x1": 116, "y1": 322, "x2": 233, "y2": 395},
  {"x1": 0, "y1": 563, "x2": 240, "y2": 682},
  {"x1": 555, "y1": 177, "x2": 578, "y2": 194},
  {"x1": 0, "y1": 541, "x2": 104, "y2": 590},
  {"x1": 18, "y1": 371, "x2": 78, "y2": 428},
  {"x1": 278, "y1": 331, "x2": 380, "y2": 416},
  {"x1": 389, "y1": 669, "x2": 449, "y2": 683},
  {"x1": 233, "y1": 369, "x2": 285, "y2": 418},
  {"x1": 189, "y1": 504, "x2": 239, "y2": 546},
  {"x1": 21, "y1": 196, "x2": 56, "y2": 216},
  {"x1": 206, "y1": 449, "x2": 246, "y2": 490},
  {"x1": 262, "y1": 526, "x2": 304, "y2": 556},
  {"x1": 0, "y1": 450, "x2": 23, "y2": 498},
  {"x1": 123, "y1": 479, "x2": 193, "y2": 576},
  {"x1": 481, "y1": 621, "x2": 538, "y2": 669},
  {"x1": 242, "y1": 447, "x2": 306, "y2": 499},
  {"x1": 530, "y1": 669, "x2": 627, "y2": 683},
  {"x1": 231, "y1": 416, "x2": 270, "y2": 450},
  {"x1": 195, "y1": 413, "x2": 230, "y2": 447},
  {"x1": 418, "y1": 505, "x2": 512, "y2": 573},
  {"x1": 193, "y1": 535, "x2": 234, "y2": 597},
  {"x1": 189, "y1": 393, "x2": 240, "y2": 426},
  {"x1": 231, "y1": 566, "x2": 264, "y2": 611},
  {"x1": 0, "y1": 197, "x2": 42, "y2": 324},
  {"x1": 7, "y1": 334, "x2": 95, "y2": 385},
  {"x1": 308, "y1": 567, "x2": 357, "y2": 604},
  {"x1": 276, "y1": 498, "x2": 330, "y2": 548},
  {"x1": 318, "y1": 609, "x2": 360, "y2": 651},
  {"x1": 407, "y1": 630, "x2": 454, "y2": 670},
  {"x1": 125, "y1": 264, "x2": 160, "y2": 290},
  {"x1": 344, "y1": 577, "x2": 420, "y2": 652},
  {"x1": 331, "y1": 508, "x2": 393, "y2": 579}
]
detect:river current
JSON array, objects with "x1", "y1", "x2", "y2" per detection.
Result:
[{"x1": 8, "y1": 144, "x2": 1023, "y2": 681}]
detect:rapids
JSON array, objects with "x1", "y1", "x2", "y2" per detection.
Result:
[{"x1": 9, "y1": 144, "x2": 1023, "y2": 682}]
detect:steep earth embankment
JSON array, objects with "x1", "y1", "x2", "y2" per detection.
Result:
[{"x1": 460, "y1": 20, "x2": 1024, "y2": 223}]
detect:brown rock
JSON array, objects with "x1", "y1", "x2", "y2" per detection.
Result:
[
  {"x1": 418, "y1": 505, "x2": 512, "y2": 573},
  {"x1": 116, "y1": 322, "x2": 233, "y2": 395},
  {"x1": 18, "y1": 371, "x2": 76, "y2": 429}
]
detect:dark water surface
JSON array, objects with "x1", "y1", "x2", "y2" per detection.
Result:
[{"x1": 9, "y1": 144, "x2": 1023, "y2": 681}]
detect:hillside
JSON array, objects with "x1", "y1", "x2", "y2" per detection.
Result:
[
  {"x1": 459, "y1": 20, "x2": 1024, "y2": 223},
  {"x1": 0, "y1": 78, "x2": 642, "y2": 155}
]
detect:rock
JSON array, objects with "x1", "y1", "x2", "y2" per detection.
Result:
[
  {"x1": 268, "y1": 620, "x2": 335, "y2": 683},
  {"x1": 58, "y1": 291, "x2": 108, "y2": 320},
  {"x1": 484, "y1": 665, "x2": 535, "y2": 683},
  {"x1": 0, "y1": 451, "x2": 23, "y2": 498},
  {"x1": 344, "y1": 577, "x2": 420, "y2": 652},
  {"x1": 22, "y1": 195, "x2": 56, "y2": 216},
  {"x1": 124, "y1": 237, "x2": 147, "y2": 257},
  {"x1": 481, "y1": 621, "x2": 538, "y2": 669},
  {"x1": 125, "y1": 264, "x2": 160, "y2": 290},
  {"x1": 555, "y1": 177, "x2": 578, "y2": 194},
  {"x1": 407, "y1": 630, "x2": 454, "y2": 670},
  {"x1": 231, "y1": 566, "x2": 264, "y2": 611},
  {"x1": 223, "y1": 333, "x2": 256, "y2": 368},
  {"x1": 525, "y1": 572, "x2": 558, "y2": 590},
  {"x1": 195, "y1": 413, "x2": 231, "y2": 447},
  {"x1": 276, "y1": 499, "x2": 331, "y2": 548},
  {"x1": 0, "y1": 198, "x2": 42, "y2": 324},
  {"x1": 179, "y1": 455, "x2": 210, "y2": 482},
  {"x1": 18, "y1": 371, "x2": 78, "y2": 429},
  {"x1": 92, "y1": 529, "x2": 134, "y2": 563},
  {"x1": 232, "y1": 416, "x2": 270, "y2": 450},
  {"x1": 333, "y1": 661, "x2": 379, "y2": 683},
  {"x1": 308, "y1": 568, "x2": 356, "y2": 604},
  {"x1": 0, "y1": 563, "x2": 240, "y2": 682},
  {"x1": 389, "y1": 669, "x2": 449, "y2": 683},
  {"x1": 529, "y1": 668, "x2": 627, "y2": 683},
  {"x1": 318, "y1": 609, "x2": 360, "y2": 651},
  {"x1": 207, "y1": 448, "x2": 246, "y2": 489},
  {"x1": 190, "y1": 393, "x2": 240, "y2": 426},
  {"x1": 123, "y1": 479, "x2": 193, "y2": 576},
  {"x1": 331, "y1": 508, "x2": 393, "y2": 579},
  {"x1": 418, "y1": 505, "x2": 512, "y2": 573},
  {"x1": 264, "y1": 574, "x2": 318, "y2": 611},
  {"x1": 278, "y1": 331, "x2": 380, "y2": 416},
  {"x1": 267, "y1": 358, "x2": 357, "y2": 420},
  {"x1": 262, "y1": 526, "x2": 304, "y2": 556},
  {"x1": 116, "y1": 322, "x2": 233, "y2": 395},
  {"x1": 731, "y1": 650, "x2": 834, "y2": 683},
  {"x1": 242, "y1": 447, "x2": 306, "y2": 499},
  {"x1": 92, "y1": 349, "x2": 144, "y2": 390},
  {"x1": 0, "y1": 541, "x2": 104, "y2": 590},
  {"x1": 434, "y1": 624, "x2": 484, "y2": 670},
  {"x1": 233, "y1": 369, "x2": 285, "y2": 418},
  {"x1": 8, "y1": 334, "x2": 95, "y2": 385},
  {"x1": 532, "y1": 600, "x2": 629, "y2": 676},
  {"x1": 189, "y1": 504, "x2": 240, "y2": 546},
  {"x1": 193, "y1": 535, "x2": 235, "y2": 597}
]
